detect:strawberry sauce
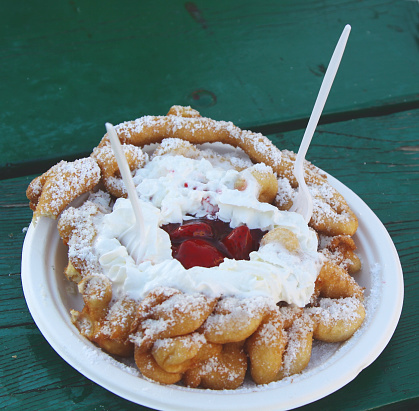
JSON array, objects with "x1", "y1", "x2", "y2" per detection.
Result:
[{"x1": 161, "y1": 218, "x2": 267, "y2": 269}]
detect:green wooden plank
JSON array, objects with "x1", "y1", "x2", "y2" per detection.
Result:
[
  {"x1": 0, "y1": 109, "x2": 418, "y2": 409},
  {"x1": 1, "y1": 0, "x2": 419, "y2": 170}
]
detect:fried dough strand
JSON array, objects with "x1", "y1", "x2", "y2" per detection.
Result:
[
  {"x1": 275, "y1": 173, "x2": 358, "y2": 237},
  {"x1": 132, "y1": 289, "x2": 217, "y2": 353},
  {"x1": 57, "y1": 200, "x2": 103, "y2": 281},
  {"x1": 151, "y1": 333, "x2": 221, "y2": 374},
  {"x1": 202, "y1": 297, "x2": 270, "y2": 344},
  {"x1": 71, "y1": 287, "x2": 137, "y2": 357},
  {"x1": 308, "y1": 297, "x2": 366, "y2": 343},
  {"x1": 315, "y1": 261, "x2": 364, "y2": 301},
  {"x1": 245, "y1": 310, "x2": 287, "y2": 384},
  {"x1": 135, "y1": 348, "x2": 183, "y2": 385},
  {"x1": 320, "y1": 234, "x2": 362, "y2": 274},
  {"x1": 92, "y1": 142, "x2": 148, "y2": 198},
  {"x1": 276, "y1": 313, "x2": 314, "y2": 380},
  {"x1": 27, "y1": 158, "x2": 101, "y2": 221},
  {"x1": 183, "y1": 342, "x2": 248, "y2": 390}
]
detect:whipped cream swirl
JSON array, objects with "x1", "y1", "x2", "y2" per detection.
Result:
[{"x1": 94, "y1": 152, "x2": 324, "y2": 307}]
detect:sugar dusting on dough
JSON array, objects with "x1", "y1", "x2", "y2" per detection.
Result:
[
  {"x1": 276, "y1": 177, "x2": 353, "y2": 226},
  {"x1": 35, "y1": 158, "x2": 101, "y2": 218},
  {"x1": 46, "y1": 110, "x2": 375, "y2": 393},
  {"x1": 114, "y1": 114, "x2": 284, "y2": 168}
]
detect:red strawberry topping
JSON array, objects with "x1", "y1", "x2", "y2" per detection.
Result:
[
  {"x1": 162, "y1": 218, "x2": 266, "y2": 269},
  {"x1": 170, "y1": 222, "x2": 213, "y2": 239},
  {"x1": 222, "y1": 225, "x2": 254, "y2": 260},
  {"x1": 175, "y1": 239, "x2": 225, "y2": 269}
]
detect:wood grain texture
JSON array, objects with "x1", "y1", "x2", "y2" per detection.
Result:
[
  {"x1": 1, "y1": 0, "x2": 419, "y2": 171},
  {"x1": 0, "y1": 108, "x2": 417, "y2": 410}
]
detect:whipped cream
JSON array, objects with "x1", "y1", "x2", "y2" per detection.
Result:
[{"x1": 93, "y1": 151, "x2": 324, "y2": 307}]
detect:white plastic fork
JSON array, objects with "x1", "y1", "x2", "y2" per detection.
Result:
[{"x1": 289, "y1": 24, "x2": 351, "y2": 223}]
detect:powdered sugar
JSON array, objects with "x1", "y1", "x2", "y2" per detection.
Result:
[
  {"x1": 204, "y1": 297, "x2": 274, "y2": 335},
  {"x1": 198, "y1": 355, "x2": 244, "y2": 382},
  {"x1": 311, "y1": 183, "x2": 352, "y2": 224},
  {"x1": 307, "y1": 297, "x2": 364, "y2": 326},
  {"x1": 153, "y1": 332, "x2": 206, "y2": 351},
  {"x1": 80, "y1": 342, "x2": 140, "y2": 377},
  {"x1": 280, "y1": 314, "x2": 313, "y2": 377},
  {"x1": 36, "y1": 158, "x2": 101, "y2": 218},
  {"x1": 276, "y1": 175, "x2": 355, "y2": 228},
  {"x1": 113, "y1": 114, "x2": 284, "y2": 170}
]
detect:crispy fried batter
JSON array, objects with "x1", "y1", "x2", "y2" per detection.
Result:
[
  {"x1": 202, "y1": 297, "x2": 270, "y2": 344},
  {"x1": 276, "y1": 313, "x2": 314, "y2": 380},
  {"x1": 132, "y1": 291, "x2": 217, "y2": 353},
  {"x1": 72, "y1": 296, "x2": 137, "y2": 357},
  {"x1": 27, "y1": 158, "x2": 101, "y2": 221},
  {"x1": 308, "y1": 297, "x2": 366, "y2": 342},
  {"x1": 261, "y1": 227, "x2": 300, "y2": 252},
  {"x1": 151, "y1": 333, "x2": 221, "y2": 374},
  {"x1": 92, "y1": 142, "x2": 147, "y2": 198},
  {"x1": 183, "y1": 342, "x2": 247, "y2": 390},
  {"x1": 246, "y1": 309, "x2": 287, "y2": 384},
  {"x1": 315, "y1": 261, "x2": 364, "y2": 301},
  {"x1": 321, "y1": 235, "x2": 362, "y2": 274},
  {"x1": 135, "y1": 348, "x2": 183, "y2": 385},
  {"x1": 26, "y1": 106, "x2": 367, "y2": 390}
]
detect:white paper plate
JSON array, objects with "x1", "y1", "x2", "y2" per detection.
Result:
[{"x1": 21, "y1": 174, "x2": 403, "y2": 411}]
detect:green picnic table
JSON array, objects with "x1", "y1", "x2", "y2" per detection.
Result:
[{"x1": 1, "y1": 1, "x2": 418, "y2": 410}]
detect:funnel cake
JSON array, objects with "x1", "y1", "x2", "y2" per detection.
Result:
[{"x1": 26, "y1": 106, "x2": 365, "y2": 389}]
